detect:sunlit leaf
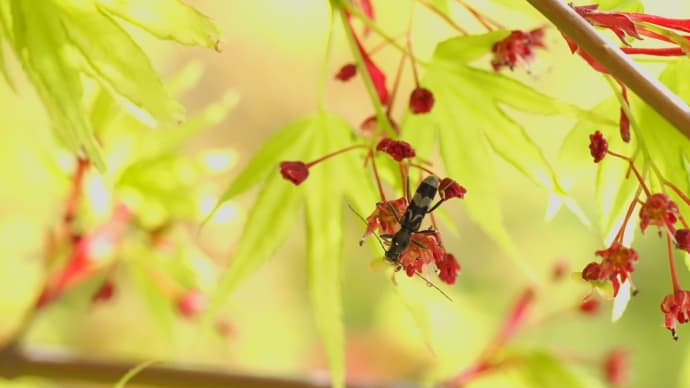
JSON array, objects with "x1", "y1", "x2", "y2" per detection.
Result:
[
  {"x1": 56, "y1": 0, "x2": 184, "y2": 126},
  {"x1": 97, "y1": 0, "x2": 222, "y2": 50},
  {"x1": 305, "y1": 135, "x2": 346, "y2": 388},
  {"x1": 402, "y1": 32, "x2": 613, "y2": 278},
  {"x1": 9, "y1": 0, "x2": 105, "y2": 169},
  {"x1": 598, "y1": 0, "x2": 644, "y2": 12},
  {"x1": 522, "y1": 351, "x2": 584, "y2": 388}
]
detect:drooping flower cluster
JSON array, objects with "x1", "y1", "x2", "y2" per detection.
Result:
[
  {"x1": 583, "y1": 131, "x2": 690, "y2": 339},
  {"x1": 490, "y1": 28, "x2": 546, "y2": 72}
]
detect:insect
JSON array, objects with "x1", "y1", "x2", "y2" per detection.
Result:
[
  {"x1": 381, "y1": 175, "x2": 442, "y2": 265},
  {"x1": 352, "y1": 175, "x2": 451, "y2": 300}
]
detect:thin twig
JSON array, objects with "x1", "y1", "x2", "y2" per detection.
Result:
[{"x1": 525, "y1": 0, "x2": 690, "y2": 141}]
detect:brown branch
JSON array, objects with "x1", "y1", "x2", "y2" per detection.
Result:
[
  {"x1": 0, "y1": 344, "x2": 390, "y2": 388},
  {"x1": 525, "y1": 0, "x2": 690, "y2": 141}
]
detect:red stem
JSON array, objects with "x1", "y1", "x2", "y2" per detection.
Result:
[
  {"x1": 409, "y1": 162, "x2": 436, "y2": 176},
  {"x1": 667, "y1": 231, "x2": 681, "y2": 292},
  {"x1": 455, "y1": 0, "x2": 501, "y2": 30},
  {"x1": 418, "y1": 0, "x2": 468, "y2": 35},
  {"x1": 387, "y1": 54, "x2": 407, "y2": 117},
  {"x1": 369, "y1": 150, "x2": 387, "y2": 202},
  {"x1": 306, "y1": 144, "x2": 368, "y2": 167},
  {"x1": 613, "y1": 188, "x2": 641, "y2": 244},
  {"x1": 606, "y1": 150, "x2": 651, "y2": 197}
]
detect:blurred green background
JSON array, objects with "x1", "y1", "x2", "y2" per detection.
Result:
[{"x1": 1, "y1": 1, "x2": 690, "y2": 387}]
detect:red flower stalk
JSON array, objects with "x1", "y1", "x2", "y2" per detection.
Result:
[
  {"x1": 409, "y1": 87, "x2": 435, "y2": 114},
  {"x1": 359, "y1": 114, "x2": 400, "y2": 137},
  {"x1": 490, "y1": 28, "x2": 545, "y2": 72},
  {"x1": 604, "y1": 349, "x2": 630, "y2": 387},
  {"x1": 639, "y1": 193, "x2": 680, "y2": 234},
  {"x1": 376, "y1": 138, "x2": 416, "y2": 162},
  {"x1": 676, "y1": 229, "x2": 690, "y2": 253},
  {"x1": 661, "y1": 289, "x2": 690, "y2": 340},
  {"x1": 439, "y1": 177, "x2": 467, "y2": 200},
  {"x1": 581, "y1": 242, "x2": 638, "y2": 296},
  {"x1": 334, "y1": 63, "x2": 357, "y2": 81},
  {"x1": 588, "y1": 130, "x2": 608, "y2": 163}
]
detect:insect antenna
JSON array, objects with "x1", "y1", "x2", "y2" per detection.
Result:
[
  {"x1": 414, "y1": 271, "x2": 453, "y2": 302},
  {"x1": 347, "y1": 203, "x2": 387, "y2": 253}
]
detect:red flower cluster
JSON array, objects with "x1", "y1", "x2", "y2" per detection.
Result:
[
  {"x1": 661, "y1": 289, "x2": 690, "y2": 340},
  {"x1": 639, "y1": 193, "x2": 680, "y2": 234},
  {"x1": 490, "y1": 28, "x2": 545, "y2": 72},
  {"x1": 579, "y1": 297, "x2": 600, "y2": 315},
  {"x1": 676, "y1": 229, "x2": 690, "y2": 253},
  {"x1": 581, "y1": 242, "x2": 638, "y2": 296},
  {"x1": 588, "y1": 130, "x2": 608, "y2": 163},
  {"x1": 603, "y1": 349, "x2": 629, "y2": 387},
  {"x1": 436, "y1": 253, "x2": 461, "y2": 285},
  {"x1": 361, "y1": 197, "x2": 408, "y2": 241},
  {"x1": 376, "y1": 138, "x2": 416, "y2": 161}
]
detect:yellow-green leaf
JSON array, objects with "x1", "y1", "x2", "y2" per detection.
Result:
[
  {"x1": 9, "y1": 0, "x2": 105, "y2": 169},
  {"x1": 98, "y1": 0, "x2": 221, "y2": 50},
  {"x1": 56, "y1": 0, "x2": 185, "y2": 126}
]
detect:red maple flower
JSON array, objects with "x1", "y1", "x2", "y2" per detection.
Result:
[
  {"x1": 436, "y1": 252, "x2": 461, "y2": 285},
  {"x1": 603, "y1": 349, "x2": 630, "y2": 387},
  {"x1": 638, "y1": 193, "x2": 679, "y2": 234},
  {"x1": 582, "y1": 242, "x2": 638, "y2": 296},
  {"x1": 676, "y1": 229, "x2": 690, "y2": 253},
  {"x1": 588, "y1": 130, "x2": 608, "y2": 163},
  {"x1": 335, "y1": 63, "x2": 357, "y2": 81},
  {"x1": 279, "y1": 161, "x2": 309, "y2": 185},
  {"x1": 409, "y1": 87, "x2": 435, "y2": 114},
  {"x1": 490, "y1": 28, "x2": 545, "y2": 72},
  {"x1": 439, "y1": 177, "x2": 467, "y2": 200},
  {"x1": 361, "y1": 197, "x2": 408, "y2": 241},
  {"x1": 376, "y1": 138, "x2": 416, "y2": 161},
  {"x1": 400, "y1": 231, "x2": 445, "y2": 277},
  {"x1": 661, "y1": 289, "x2": 690, "y2": 340}
]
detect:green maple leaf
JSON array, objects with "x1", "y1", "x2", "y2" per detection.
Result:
[
  {"x1": 212, "y1": 111, "x2": 377, "y2": 388},
  {"x1": 403, "y1": 31, "x2": 612, "y2": 279},
  {"x1": 0, "y1": 0, "x2": 220, "y2": 171}
]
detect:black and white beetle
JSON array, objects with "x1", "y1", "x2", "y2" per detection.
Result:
[
  {"x1": 353, "y1": 175, "x2": 451, "y2": 300},
  {"x1": 382, "y1": 175, "x2": 442, "y2": 265}
]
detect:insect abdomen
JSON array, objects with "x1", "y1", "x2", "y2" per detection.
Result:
[{"x1": 401, "y1": 175, "x2": 439, "y2": 231}]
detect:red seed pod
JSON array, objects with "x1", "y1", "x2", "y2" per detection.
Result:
[
  {"x1": 588, "y1": 131, "x2": 608, "y2": 163},
  {"x1": 579, "y1": 297, "x2": 600, "y2": 315},
  {"x1": 409, "y1": 87, "x2": 435, "y2": 114},
  {"x1": 334, "y1": 63, "x2": 357, "y2": 81},
  {"x1": 581, "y1": 261, "x2": 601, "y2": 281},
  {"x1": 279, "y1": 161, "x2": 309, "y2": 185},
  {"x1": 176, "y1": 289, "x2": 207, "y2": 319},
  {"x1": 92, "y1": 281, "x2": 115, "y2": 303}
]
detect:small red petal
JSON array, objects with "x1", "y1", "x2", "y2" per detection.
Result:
[
  {"x1": 334, "y1": 63, "x2": 357, "y2": 81},
  {"x1": 439, "y1": 177, "x2": 467, "y2": 200},
  {"x1": 279, "y1": 161, "x2": 309, "y2": 185},
  {"x1": 409, "y1": 87, "x2": 435, "y2": 114}
]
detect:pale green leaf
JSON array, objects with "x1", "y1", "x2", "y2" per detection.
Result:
[
  {"x1": 98, "y1": 0, "x2": 221, "y2": 50},
  {"x1": 9, "y1": 0, "x2": 105, "y2": 169},
  {"x1": 522, "y1": 351, "x2": 584, "y2": 388},
  {"x1": 55, "y1": 0, "x2": 184, "y2": 125},
  {"x1": 216, "y1": 115, "x2": 316, "y2": 204},
  {"x1": 433, "y1": 30, "x2": 510, "y2": 63},
  {"x1": 305, "y1": 132, "x2": 346, "y2": 388},
  {"x1": 598, "y1": 0, "x2": 644, "y2": 12},
  {"x1": 0, "y1": 24, "x2": 15, "y2": 91}
]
